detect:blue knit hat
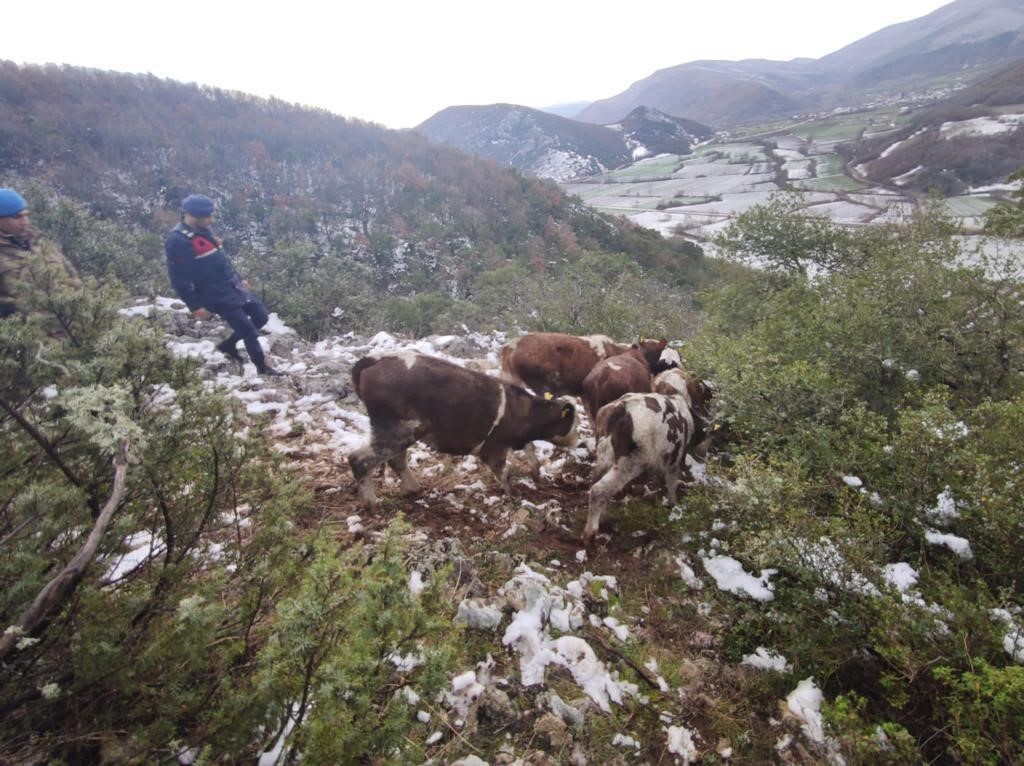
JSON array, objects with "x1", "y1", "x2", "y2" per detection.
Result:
[
  {"x1": 181, "y1": 194, "x2": 215, "y2": 217},
  {"x1": 0, "y1": 189, "x2": 28, "y2": 218}
]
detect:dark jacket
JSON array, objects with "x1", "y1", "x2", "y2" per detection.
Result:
[{"x1": 164, "y1": 223, "x2": 251, "y2": 311}]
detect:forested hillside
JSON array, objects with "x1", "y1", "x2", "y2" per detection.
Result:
[
  {"x1": 0, "y1": 62, "x2": 705, "y2": 337},
  {"x1": 846, "y1": 58, "x2": 1024, "y2": 194}
]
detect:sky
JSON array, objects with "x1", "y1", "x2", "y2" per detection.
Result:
[{"x1": 6, "y1": 0, "x2": 955, "y2": 129}]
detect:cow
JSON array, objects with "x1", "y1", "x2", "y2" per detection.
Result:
[
  {"x1": 583, "y1": 368, "x2": 714, "y2": 545},
  {"x1": 500, "y1": 333, "x2": 667, "y2": 472},
  {"x1": 581, "y1": 348, "x2": 656, "y2": 423},
  {"x1": 581, "y1": 343, "x2": 684, "y2": 421},
  {"x1": 348, "y1": 351, "x2": 578, "y2": 511},
  {"x1": 500, "y1": 333, "x2": 668, "y2": 398}
]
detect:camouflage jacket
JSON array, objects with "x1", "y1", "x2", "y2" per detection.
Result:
[{"x1": 0, "y1": 229, "x2": 81, "y2": 317}]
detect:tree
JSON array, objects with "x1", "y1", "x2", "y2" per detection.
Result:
[
  {"x1": 0, "y1": 259, "x2": 452, "y2": 762},
  {"x1": 984, "y1": 167, "x2": 1024, "y2": 238},
  {"x1": 713, "y1": 191, "x2": 851, "y2": 278}
]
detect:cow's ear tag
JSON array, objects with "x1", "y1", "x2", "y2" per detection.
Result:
[{"x1": 544, "y1": 392, "x2": 554, "y2": 400}]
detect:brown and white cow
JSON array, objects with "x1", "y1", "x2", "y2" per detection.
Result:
[
  {"x1": 500, "y1": 333, "x2": 667, "y2": 398},
  {"x1": 581, "y1": 342, "x2": 683, "y2": 422},
  {"x1": 584, "y1": 368, "x2": 713, "y2": 545},
  {"x1": 581, "y1": 347, "x2": 657, "y2": 423},
  {"x1": 348, "y1": 351, "x2": 578, "y2": 510},
  {"x1": 500, "y1": 333, "x2": 667, "y2": 472}
]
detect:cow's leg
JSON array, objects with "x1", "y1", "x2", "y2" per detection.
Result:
[
  {"x1": 584, "y1": 458, "x2": 644, "y2": 545},
  {"x1": 523, "y1": 441, "x2": 541, "y2": 479},
  {"x1": 480, "y1": 446, "x2": 513, "y2": 496},
  {"x1": 349, "y1": 443, "x2": 383, "y2": 511},
  {"x1": 387, "y1": 448, "x2": 420, "y2": 496},
  {"x1": 349, "y1": 418, "x2": 414, "y2": 510},
  {"x1": 664, "y1": 464, "x2": 682, "y2": 505}
]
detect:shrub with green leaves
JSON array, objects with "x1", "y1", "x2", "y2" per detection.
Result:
[
  {"x1": 685, "y1": 200, "x2": 1024, "y2": 761},
  {"x1": 0, "y1": 261, "x2": 454, "y2": 763}
]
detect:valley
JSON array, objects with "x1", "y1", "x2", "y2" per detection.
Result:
[{"x1": 562, "y1": 103, "x2": 1019, "y2": 247}]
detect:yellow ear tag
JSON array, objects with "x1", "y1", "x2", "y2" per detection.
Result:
[{"x1": 544, "y1": 392, "x2": 554, "y2": 400}]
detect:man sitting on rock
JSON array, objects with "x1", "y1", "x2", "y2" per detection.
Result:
[
  {"x1": 0, "y1": 188, "x2": 81, "y2": 319},
  {"x1": 164, "y1": 194, "x2": 284, "y2": 377}
]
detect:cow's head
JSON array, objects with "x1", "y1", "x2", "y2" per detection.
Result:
[
  {"x1": 635, "y1": 337, "x2": 668, "y2": 371},
  {"x1": 540, "y1": 392, "x2": 579, "y2": 448},
  {"x1": 652, "y1": 346, "x2": 683, "y2": 374},
  {"x1": 685, "y1": 379, "x2": 716, "y2": 458}
]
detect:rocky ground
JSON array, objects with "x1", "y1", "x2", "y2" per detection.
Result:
[{"x1": 125, "y1": 297, "x2": 837, "y2": 766}]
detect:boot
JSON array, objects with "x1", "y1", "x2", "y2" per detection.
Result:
[
  {"x1": 217, "y1": 338, "x2": 243, "y2": 363},
  {"x1": 256, "y1": 365, "x2": 285, "y2": 377}
]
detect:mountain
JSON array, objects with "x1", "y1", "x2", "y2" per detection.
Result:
[
  {"x1": 576, "y1": 0, "x2": 1024, "y2": 128},
  {"x1": 416, "y1": 104, "x2": 711, "y2": 181},
  {"x1": 614, "y1": 106, "x2": 715, "y2": 156},
  {"x1": 537, "y1": 100, "x2": 593, "y2": 118},
  {"x1": 0, "y1": 62, "x2": 705, "y2": 336},
  {"x1": 847, "y1": 58, "x2": 1024, "y2": 194},
  {"x1": 819, "y1": 0, "x2": 1024, "y2": 76},
  {"x1": 576, "y1": 60, "x2": 813, "y2": 127}
]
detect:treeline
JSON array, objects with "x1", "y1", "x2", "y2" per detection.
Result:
[{"x1": 0, "y1": 61, "x2": 706, "y2": 337}]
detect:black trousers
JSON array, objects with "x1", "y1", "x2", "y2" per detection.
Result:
[{"x1": 218, "y1": 299, "x2": 270, "y2": 368}]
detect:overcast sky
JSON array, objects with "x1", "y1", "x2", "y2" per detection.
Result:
[{"x1": 6, "y1": 0, "x2": 954, "y2": 128}]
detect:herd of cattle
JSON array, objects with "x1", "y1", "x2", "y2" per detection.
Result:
[{"x1": 348, "y1": 332, "x2": 714, "y2": 545}]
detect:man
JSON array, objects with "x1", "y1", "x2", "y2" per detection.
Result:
[
  {"x1": 0, "y1": 188, "x2": 81, "y2": 318},
  {"x1": 164, "y1": 194, "x2": 284, "y2": 377}
]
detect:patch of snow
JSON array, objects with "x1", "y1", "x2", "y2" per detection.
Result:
[
  {"x1": 665, "y1": 725, "x2": 699, "y2": 763},
  {"x1": 991, "y1": 609, "x2": 1024, "y2": 663},
  {"x1": 924, "y1": 530, "x2": 973, "y2": 559},
  {"x1": 787, "y1": 678, "x2": 825, "y2": 743},
  {"x1": 940, "y1": 114, "x2": 1024, "y2": 139},
  {"x1": 742, "y1": 647, "x2": 790, "y2": 672},
  {"x1": 883, "y1": 563, "x2": 919, "y2": 593},
  {"x1": 701, "y1": 555, "x2": 775, "y2": 601}
]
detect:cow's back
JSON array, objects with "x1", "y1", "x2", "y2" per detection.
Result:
[
  {"x1": 501, "y1": 332, "x2": 619, "y2": 396},
  {"x1": 582, "y1": 352, "x2": 652, "y2": 420},
  {"x1": 596, "y1": 392, "x2": 694, "y2": 469},
  {"x1": 355, "y1": 353, "x2": 502, "y2": 453}
]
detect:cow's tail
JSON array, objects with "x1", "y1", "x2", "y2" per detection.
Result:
[
  {"x1": 499, "y1": 344, "x2": 514, "y2": 374},
  {"x1": 498, "y1": 343, "x2": 525, "y2": 387},
  {"x1": 351, "y1": 355, "x2": 378, "y2": 393}
]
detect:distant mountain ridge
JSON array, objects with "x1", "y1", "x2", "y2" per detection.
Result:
[
  {"x1": 416, "y1": 104, "x2": 711, "y2": 181},
  {"x1": 576, "y1": 0, "x2": 1024, "y2": 127}
]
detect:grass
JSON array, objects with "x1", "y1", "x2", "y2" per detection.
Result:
[
  {"x1": 665, "y1": 196, "x2": 721, "y2": 207},
  {"x1": 793, "y1": 121, "x2": 866, "y2": 142},
  {"x1": 794, "y1": 175, "x2": 866, "y2": 192},
  {"x1": 814, "y1": 154, "x2": 844, "y2": 177},
  {"x1": 944, "y1": 196, "x2": 999, "y2": 217},
  {"x1": 606, "y1": 157, "x2": 685, "y2": 180}
]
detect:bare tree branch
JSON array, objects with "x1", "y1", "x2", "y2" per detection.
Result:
[{"x1": 0, "y1": 439, "x2": 129, "y2": 661}]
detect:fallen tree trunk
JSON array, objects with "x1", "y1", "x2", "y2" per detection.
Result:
[{"x1": 0, "y1": 439, "x2": 129, "y2": 661}]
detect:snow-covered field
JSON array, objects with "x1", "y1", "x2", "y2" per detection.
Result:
[{"x1": 561, "y1": 129, "x2": 1021, "y2": 254}]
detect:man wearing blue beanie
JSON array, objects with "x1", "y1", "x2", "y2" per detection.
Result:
[
  {"x1": 164, "y1": 194, "x2": 284, "y2": 377},
  {"x1": 0, "y1": 188, "x2": 81, "y2": 317}
]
